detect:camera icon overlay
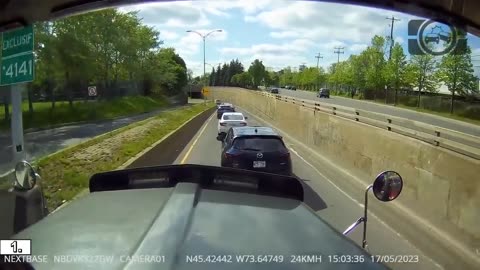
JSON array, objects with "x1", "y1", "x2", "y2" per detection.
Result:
[{"x1": 408, "y1": 19, "x2": 467, "y2": 55}]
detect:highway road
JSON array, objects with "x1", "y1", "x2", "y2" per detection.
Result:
[
  {"x1": 0, "y1": 107, "x2": 175, "y2": 176},
  {"x1": 274, "y1": 88, "x2": 480, "y2": 137},
  {"x1": 170, "y1": 108, "x2": 449, "y2": 270}
]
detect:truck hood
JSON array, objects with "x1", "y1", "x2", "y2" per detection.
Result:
[{"x1": 12, "y1": 178, "x2": 389, "y2": 270}]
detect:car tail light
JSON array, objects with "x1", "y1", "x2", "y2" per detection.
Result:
[
  {"x1": 224, "y1": 152, "x2": 239, "y2": 159},
  {"x1": 280, "y1": 152, "x2": 290, "y2": 157},
  {"x1": 240, "y1": 122, "x2": 247, "y2": 126},
  {"x1": 220, "y1": 123, "x2": 227, "y2": 126}
]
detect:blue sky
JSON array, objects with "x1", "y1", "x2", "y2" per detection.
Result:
[{"x1": 120, "y1": 0, "x2": 480, "y2": 78}]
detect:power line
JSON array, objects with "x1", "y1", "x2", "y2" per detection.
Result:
[
  {"x1": 386, "y1": 16, "x2": 401, "y2": 60},
  {"x1": 334, "y1": 47, "x2": 344, "y2": 63}
]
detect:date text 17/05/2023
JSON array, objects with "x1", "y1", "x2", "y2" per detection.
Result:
[{"x1": 185, "y1": 255, "x2": 420, "y2": 264}]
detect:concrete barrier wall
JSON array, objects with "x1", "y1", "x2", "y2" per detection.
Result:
[{"x1": 213, "y1": 87, "x2": 480, "y2": 240}]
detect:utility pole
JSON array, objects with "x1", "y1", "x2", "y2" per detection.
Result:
[
  {"x1": 334, "y1": 47, "x2": 344, "y2": 64},
  {"x1": 315, "y1": 53, "x2": 323, "y2": 91},
  {"x1": 333, "y1": 47, "x2": 344, "y2": 91},
  {"x1": 386, "y1": 16, "x2": 401, "y2": 60},
  {"x1": 386, "y1": 16, "x2": 401, "y2": 104}
]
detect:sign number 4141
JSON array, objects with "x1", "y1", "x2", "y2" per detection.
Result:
[
  {"x1": 0, "y1": 54, "x2": 35, "y2": 86},
  {"x1": 4, "y1": 60, "x2": 33, "y2": 78}
]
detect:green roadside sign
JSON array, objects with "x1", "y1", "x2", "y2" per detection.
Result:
[{"x1": 1, "y1": 25, "x2": 35, "y2": 86}]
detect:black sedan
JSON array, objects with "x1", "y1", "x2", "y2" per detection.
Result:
[
  {"x1": 217, "y1": 104, "x2": 235, "y2": 119},
  {"x1": 218, "y1": 126, "x2": 292, "y2": 176}
]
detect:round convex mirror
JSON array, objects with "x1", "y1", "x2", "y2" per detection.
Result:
[
  {"x1": 372, "y1": 171, "x2": 403, "y2": 202},
  {"x1": 14, "y1": 161, "x2": 37, "y2": 190}
]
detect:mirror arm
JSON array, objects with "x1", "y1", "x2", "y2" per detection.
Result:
[
  {"x1": 343, "y1": 217, "x2": 365, "y2": 235},
  {"x1": 362, "y1": 184, "x2": 373, "y2": 249}
]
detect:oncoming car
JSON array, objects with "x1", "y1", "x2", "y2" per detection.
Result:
[
  {"x1": 218, "y1": 112, "x2": 248, "y2": 135},
  {"x1": 317, "y1": 88, "x2": 330, "y2": 98},
  {"x1": 218, "y1": 126, "x2": 292, "y2": 176}
]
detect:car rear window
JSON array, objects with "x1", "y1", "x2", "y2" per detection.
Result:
[
  {"x1": 220, "y1": 105, "x2": 232, "y2": 109},
  {"x1": 223, "y1": 115, "x2": 243, "y2": 120},
  {"x1": 233, "y1": 137, "x2": 286, "y2": 152}
]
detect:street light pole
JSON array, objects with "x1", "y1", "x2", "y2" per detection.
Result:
[
  {"x1": 186, "y1": 29, "x2": 222, "y2": 103},
  {"x1": 203, "y1": 36, "x2": 206, "y2": 89}
]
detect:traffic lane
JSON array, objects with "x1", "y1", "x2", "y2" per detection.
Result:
[
  {"x1": 127, "y1": 106, "x2": 217, "y2": 169},
  {"x1": 174, "y1": 110, "x2": 327, "y2": 211},
  {"x1": 277, "y1": 88, "x2": 480, "y2": 136},
  {"x1": 175, "y1": 108, "x2": 441, "y2": 270},
  {"x1": 0, "y1": 107, "x2": 176, "y2": 175},
  {"x1": 238, "y1": 108, "x2": 441, "y2": 270}
]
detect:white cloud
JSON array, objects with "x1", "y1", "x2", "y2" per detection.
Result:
[
  {"x1": 164, "y1": 29, "x2": 227, "y2": 59},
  {"x1": 172, "y1": 34, "x2": 203, "y2": 56},
  {"x1": 245, "y1": 1, "x2": 413, "y2": 44},
  {"x1": 119, "y1": 2, "x2": 210, "y2": 28},
  {"x1": 349, "y1": 43, "x2": 368, "y2": 52},
  {"x1": 220, "y1": 39, "x2": 314, "y2": 56},
  {"x1": 395, "y1": 36, "x2": 404, "y2": 44},
  {"x1": 202, "y1": 0, "x2": 279, "y2": 15},
  {"x1": 160, "y1": 30, "x2": 179, "y2": 40},
  {"x1": 270, "y1": 31, "x2": 299, "y2": 39}
]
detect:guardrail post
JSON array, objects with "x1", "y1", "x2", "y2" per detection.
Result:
[
  {"x1": 333, "y1": 107, "x2": 337, "y2": 115},
  {"x1": 387, "y1": 119, "x2": 392, "y2": 131},
  {"x1": 435, "y1": 131, "x2": 440, "y2": 146},
  {"x1": 355, "y1": 111, "x2": 360, "y2": 122}
]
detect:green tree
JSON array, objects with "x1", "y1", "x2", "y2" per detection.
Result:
[
  {"x1": 231, "y1": 72, "x2": 253, "y2": 88},
  {"x1": 248, "y1": 59, "x2": 266, "y2": 88},
  {"x1": 438, "y1": 45, "x2": 477, "y2": 113},
  {"x1": 384, "y1": 43, "x2": 408, "y2": 105},
  {"x1": 209, "y1": 68, "x2": 216, "y2": 86},
  {"x1": 410, "y1": 53, "x2": 439, "y2": 107},
  {"x1": 364, "y1": 35, "x2": 386, "y2": 99}
]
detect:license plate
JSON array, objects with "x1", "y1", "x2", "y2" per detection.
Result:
[{"x1": 253, "y1": 161, "x2": 266, "y2": 168}]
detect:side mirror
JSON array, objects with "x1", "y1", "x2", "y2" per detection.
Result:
[
  {"x1": 372, "y1": 171, "x2": 403, "y2": 202},
  {"x1": 14, "y1": 161, "x2": 39, "y2": 190},
  {"x1": 216, "y1": 134, "x2": 226, "y2": 141},
  {"x1": 343, "y1": 170, "x2": 403, "y2": 249},
  {"x1": 244, "y1": 116, "x2": 248, "y2": 120}
]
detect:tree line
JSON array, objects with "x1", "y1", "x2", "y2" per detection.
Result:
[
  {"x1": 208, "y1": 35, "x2": 478, "y2": 114},
  {"x1": 3, "y1": 8, "x2": 188, "y2": 118},
  {"x1": 326, "y1": 35, "x2": 478, "y2": 113}
]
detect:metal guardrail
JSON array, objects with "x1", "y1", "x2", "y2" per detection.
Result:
[{"x1": 258, "y1": 91, "x2": 480, "y2": 160}]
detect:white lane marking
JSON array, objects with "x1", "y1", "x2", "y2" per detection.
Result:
[
  {"x1": 289, "y1": 147, "x2": 362, "y2": 208},
  {"x1": 180, "y1": 114, "x2": 214, "y2": 164}
]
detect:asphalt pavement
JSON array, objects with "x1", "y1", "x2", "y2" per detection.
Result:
[
  {"x1": 172, "y1": 108, "x2": 448, "y2": 270},
  {"x1": 0, "y1": 107, "x2": 174, "y2": 175},
  {"x1": 275, "y1": 88, "x2": 480, "y2": 137}
]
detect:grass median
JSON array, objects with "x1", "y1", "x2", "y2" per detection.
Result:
[
  {"x1": 35, "y1": 102, "x2": 214, "y2": 210},
  {"x1": 0, "y1": 96, "x2": 169, "y2": 131}
]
